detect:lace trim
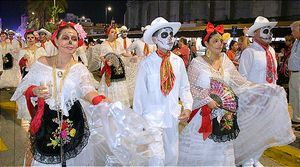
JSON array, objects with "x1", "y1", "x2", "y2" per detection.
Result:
[
  {"x1": 208, "y1": 128, "x2": 240, "y2": 143},
  {"x1": 30, "y1": 106, "x2": 90, "y2": 164}
]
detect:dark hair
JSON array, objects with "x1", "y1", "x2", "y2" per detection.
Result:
[
  {"x1": 229, "y1": 40, "x2": 237, "y2": 49},
  {"x1": 201, "y1": 30, "x2": 219, "y2": 47},
  {"x1": 24, "y1": 30, "x2": 35, "y2": 39},
  {"x1": 179, "y1": 37, "x2": 187, "y2": 45},
  {"x1": 0, "y1": 31, "x2": 8, "y2": 37}
]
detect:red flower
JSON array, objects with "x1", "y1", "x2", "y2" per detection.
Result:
[{"x1": 62, "y1": 121, "x2": 68, "y2": 130}]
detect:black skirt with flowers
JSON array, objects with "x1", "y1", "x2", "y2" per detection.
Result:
[{"x1": 30, "y1": 100, "x2": 90, "y2": 164}]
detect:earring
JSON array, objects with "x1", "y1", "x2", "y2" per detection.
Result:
[{"x1": 206, "y1": 49, "x2": 211, "y2": 58}]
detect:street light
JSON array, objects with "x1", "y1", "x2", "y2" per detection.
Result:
[{"x1": 105, "y1": 6, "x2": 112, "y2": 24}]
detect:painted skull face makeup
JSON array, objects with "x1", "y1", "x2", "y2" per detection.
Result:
[
  {"x1": 121, "y1": 30, "x2": 128, "y2": 38},
  {"x1": 57, "y1": 28, "x2": 78, "y2": 54},
  {"x1": 259, "y1": 26, "x2": 273, "y2": 44},
  {"x1": 153, "y1": 27, "x2": 174, "y2": 51}
]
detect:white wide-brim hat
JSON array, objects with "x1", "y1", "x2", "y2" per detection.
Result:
[
  {"x1": 38, "y1": 28, "x2": 51, "y2": 37},
  {"x1": 7, "y1": 30, "x2": 16, "y2": 35},
  {"x1": 143, "y1": 17, "x2": 181, "y2": 44},
  {"x1": 119, "y1": 25, "x2": 129, "y2": 32},
  {"x1": 248, "y1": 16, "x2": 277, "y2": 36}
]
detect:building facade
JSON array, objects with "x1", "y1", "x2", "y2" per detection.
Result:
[{"x1": 124, "y1": 0, "x2": 300, "y2": 28}]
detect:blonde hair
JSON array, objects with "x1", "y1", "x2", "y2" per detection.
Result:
[{"x1": 291, "y1": 21, "x2": 300, "y2": 28}]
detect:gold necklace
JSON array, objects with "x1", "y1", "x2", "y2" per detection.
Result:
[
  {"x1": 52, "y1": 56, "x2": 75, "y2": 109},
  {"x1": 107, "y1": 40, "x2": 116, "y2": 51}
]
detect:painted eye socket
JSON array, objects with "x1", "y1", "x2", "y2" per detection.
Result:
[
  {"x1": 263, "y1": 29, "x2": 270, "y2": 34},
  {"x1": 160, "y1": 32, "x2": 173, "y2": 38},
  {"x1": 26, "y1": 37, "x2": 35, "y2": 40}
]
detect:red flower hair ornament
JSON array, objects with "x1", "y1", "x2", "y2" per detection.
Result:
[
  {"x1": 203, "y1": 22, "x2": 224, "y2": 43},
  {"x1": 51, "y1": 21, "x2": 87, "y2": 47},
  {"x1": 104, "y1": 23, "x2": 116, "y2": 35},
  {"x1": 24, "y1": 29, "x2": 35, "y2": 39}
]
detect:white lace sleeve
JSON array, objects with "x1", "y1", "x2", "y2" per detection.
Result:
[
  {"x1": 78, "y1": 64, "x2": 97, "y2": 97},
  {"x1": 10, "y1": 62, "x2": 42, "y2": 120},
  {"x1": 223, "y1": 56, "x2": 252, "y2": 90},
  {"x1": 187, "y1": 58, "x2": 213, "y2": 109}
]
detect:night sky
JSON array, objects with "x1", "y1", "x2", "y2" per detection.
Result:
[{"x1": 0, "y1": 0, "x2": 128, "y2": 30}]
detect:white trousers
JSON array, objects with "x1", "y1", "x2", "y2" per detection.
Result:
[{"x1": 147, "y1": 117, "x2": 179, "y2": 166}]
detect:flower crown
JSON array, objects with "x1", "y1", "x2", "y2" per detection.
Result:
[{"x1": 51, "y1": 21, "x2": 87, "y2": 47}]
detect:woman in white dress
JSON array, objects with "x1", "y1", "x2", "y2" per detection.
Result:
[
  {"x1": 18, "y1": 30, "x2": 47, "y2": 78},
  {"x1": 178, "y1": 23, "x2": 295, "y2": 166},
  {"x1": 98, "y1": 24, "x2": 132, "y2": 107},
  {"x1": 11, "y1": 22, "x2": 154, "y2": 166},
  {"x1": 0, "y1": 31, "x2": 21, "y2": 88}
]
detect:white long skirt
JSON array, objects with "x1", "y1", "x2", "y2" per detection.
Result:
[
  {"x1": 98, "y1": 78, "x2": 130, "y2": 108},
  {"x1": 178, "y1": 111, "x2": 235, "y2": 166}
]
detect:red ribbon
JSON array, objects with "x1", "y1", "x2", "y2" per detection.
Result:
[
  {"x1": 203, "y1": 22, "x2": 224, "y2": 43},
  {"x1": 99, "y1": 60, "x2": 112, "y2": 87},
  {"x1": 92, "y1": 95, "x2": 106, "y2": 105},
  {"x1": 19, "y1": 57, "x2": 27, "y2": 74},
  {"x1": 51, "y1": 21, "x2": 83, "y2": 47},
  {"x1": 24, "y1": 85, "x2": 46, "y2": 135},
  {"x1": 24, "y1": 85, "x2": 37, "y2": 117},
  {"x1": 188, "y1": 105, "x2": 213, "y2": 140},
  {"x1": 198, "y1": 105, "x2": 212, "y2": 140},
  {"x1": 30, "y1": 98, "x2": 45, "y2": 135}
]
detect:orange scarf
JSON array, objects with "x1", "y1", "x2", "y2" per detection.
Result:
[
  {"x1": 123, "y1": 38, "x2": 127, "y2": 49},
  {"x1": 143, "y1": 43, "x2": 149, "y2": 56},
  {"x1": 41, "y1": 41, "x2": 45, "y2": 49},
  {"x1": 156, "y1": 49, "x2": 176, "y2": 96}
]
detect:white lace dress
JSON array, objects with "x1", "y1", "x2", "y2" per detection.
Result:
[
  {"x1": 11, "y1": 61, "x2": 154, "y2": 166},
  {"x1": 0, "y1": 43, "x2": 21, "y2": 88},
  {"x1": 98, "y1": 41, "x2": 130, "y2": 107},
  {"x1": 18, "y1": 47, "x2": 47, "y2": 69},
  {"x1": 178, "y1": 54, "x2": 295, "y2": 166}
]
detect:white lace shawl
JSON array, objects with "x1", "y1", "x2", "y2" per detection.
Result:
[{"x1": 11, "y1": 61, "x2": 96, "y2": 120}]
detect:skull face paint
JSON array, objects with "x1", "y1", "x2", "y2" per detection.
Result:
[
  {"x1": 120, "y1": 30, "x2": 128, "y2": 38},
  {"x1": 153, "y1": 27, "x2": 174, "y2": 51},
  {"x1": 259, "y1": 26, "x2": 273, "y2": 44}
]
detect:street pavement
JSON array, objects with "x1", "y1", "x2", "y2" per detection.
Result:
[{"x1": 0, "y1": 88, "x2": 299, "y2": 166}]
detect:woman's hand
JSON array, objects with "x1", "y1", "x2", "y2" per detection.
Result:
[
  {"x1": 179, "y1": 109, "x2": 191, "y2": 122},
  {"x1": 32, "y1": 86, "x2": 51, "y2": 99},
  {"x1": 207, "y1": 100, "x2": 220, "y2": 109},
  {"x1": 101, "y1": 98, "x2": 112, "y2": 103}
]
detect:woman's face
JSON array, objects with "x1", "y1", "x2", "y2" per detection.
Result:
[
  {"x1": 205, "y1": 33, "x2": 224, "y2": 55},
  {"x1": 26, "y1": 34, "x2": 36, "y2": 46},
  {"x1": 56, "y1": 28, "x2": 78, "y2": 55},
  {"x1": 0, "y1": 33, "x2": 8, "y2": 42},
  {"x1": 108, "y1": 28, "x2": 117, "y2": 40},
  {"x1": 231, "y1": 42, "x2": 239, "y2": 52}
]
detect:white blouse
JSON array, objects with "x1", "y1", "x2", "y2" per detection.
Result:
[{"x1": 11, "y1": 61, "x2": 96, "y2": 120}]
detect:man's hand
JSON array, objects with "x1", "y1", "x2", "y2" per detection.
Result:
[{"x1": 179, "y1": 109, "x2": 191, "y2": 122}]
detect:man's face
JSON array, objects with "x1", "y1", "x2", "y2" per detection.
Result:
[
  {"x1": 8, "y1": 33, "x2": 14, "y2": 39},
  {"x1": 291, "y1": 25, "x2": 300, "y2": 39},
  {"x1": 39, "y1": 32, "x2": 47, "y2": 41},
  {"x1": 153, "y1": 27, "x2": 174, "y2": 51},
  {"x1": 259, "y1": 26, "x2": 273, "y2": 44},
  {"x1": 121, "y1": 30, "x2": 128, "y2": 38}
]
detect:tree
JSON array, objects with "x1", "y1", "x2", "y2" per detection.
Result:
[{"x1": 27, "y1": 0, "x2": 67, "y2": 29}]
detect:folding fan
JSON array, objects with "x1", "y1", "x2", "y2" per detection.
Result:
[{"x1": 209, "y1": 78, "x2": 238, "y2": 112}]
